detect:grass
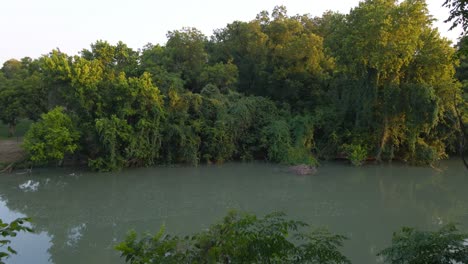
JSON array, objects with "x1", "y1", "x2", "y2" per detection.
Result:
[{"x1": 0, "y1": 119, "x2": 33, "y2": 139}]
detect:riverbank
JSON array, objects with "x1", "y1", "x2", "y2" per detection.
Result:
[{"x1": 0, "y1": 138, "x2": 25, "y2": 168}]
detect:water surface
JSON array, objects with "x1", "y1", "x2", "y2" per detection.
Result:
[{"x1": 0, "y1": 160, "x2": 467, "y2": 263}]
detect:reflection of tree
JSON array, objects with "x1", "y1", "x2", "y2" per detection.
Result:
[
  {"x1": 377, "y1": 162, "x2": 468, "y2": 228},
  {"x1": 0, "y1": 173, "x2": 172, "y2": 263},
  {"x1": 0, "y1": 162, "x2": 466, "y2": 264},
  {"x1": 0, "y1": 167, "x2": 247, "y2": 263},
  {"x1": 0, "y1": 174, "x2": 130, "y2": 263}
]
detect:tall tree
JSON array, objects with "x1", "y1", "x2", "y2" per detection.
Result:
[
  {"x1": 323, "y1": 0, "x2": 459, "y2": 164},
  {"x1": 443, "y1": 0, "x2": 468, "y2": 34},
  {"x1": 0, "y1": 59, "x2": 46, "y2": 136},
  {"x1": 164, "y1": 27, "x2": 208, "y2": 92},
  {"x1": 210, "y1": 6, "x2": 333, "y2": 107}
]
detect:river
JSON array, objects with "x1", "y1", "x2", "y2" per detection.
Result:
[{"x1": 0, "y1": 160, "x2": 466, "y2": 264}]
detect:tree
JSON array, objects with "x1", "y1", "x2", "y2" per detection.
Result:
[
  {"x1": 22, "y1": 72, "x2": 48, "y2": 122},
  {"x1": 0, "y1": 217, "x2": 33, "y2": 264},
  {"x1": 23, "y1": 107, "x2": 80, "y2": 165},
  {"x1": 199, "y1": 62, "x2": 239, "y2": 92},
  {"x1": 139, "y1": 44, "x2": 185, "y2": 94},
  {"x1": 210, "y1": 6, "x2": 333, "y2": 106},
  {"x1": 378, "y1": 224, "x2": 468, "y2": 264},
  {"x1": 116, "y1": 211, "x2": 350, "y2": 264},
  {"x1": 2, "y1": 3, "x2": 462, "y2": 170},
  {"x1": 323, "y1": 0, "x2": 459, "y2": 164},
  {"x1": 1, "y1": 59, "x2": 22, "y2": 79},
  {"x1": 443, "y1": 0, "x2": 468, "y2": 34},
  {"x1": 0, "y1": 60, "x2": 24, "y2": 136},
  {"x1": 455, "y1": 36, "x2": 468, "y2": 168},
  {"x1": 82, "y1": 40, "x2": 140, "y2": 76},
  {"x1": 210, "y1": 20, "x2": 268, "y2": 96},
  {"x1": 164, "y1": 28, "x2": 208, "y2": 92},
  {"x1": 0, "y1": 59, "x2": 46, "y2": 136},
  {"x1": 0, "y1": 78, "x2": 23, "y2": 137}
]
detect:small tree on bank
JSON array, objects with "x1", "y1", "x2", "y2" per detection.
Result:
[{"x1": 23, "y1": 107, "x2": 80, "y2": 166}]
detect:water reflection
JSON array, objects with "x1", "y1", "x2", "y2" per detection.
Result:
[{"x1": 0, "y1": 160, "x2": 466, "y2": 264}]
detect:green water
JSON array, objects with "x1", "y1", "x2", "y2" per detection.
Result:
[{"x1": 0, "y1": 160, "x2": 466, "y2": 264}]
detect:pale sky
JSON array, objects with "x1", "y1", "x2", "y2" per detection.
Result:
[{"x1": 0, "y1": 0, "x2": 462, "y2": 65}]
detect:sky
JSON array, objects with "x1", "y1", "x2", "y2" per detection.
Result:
[{"x1": 0, "y1": 0, "x2": 463, "y2": 65}]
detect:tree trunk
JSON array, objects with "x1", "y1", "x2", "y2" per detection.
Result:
[
  {"x1": 8, "y1": 123, "x2": 16, "y2": 137},
  {"x1": 376, "y1": 117, "x2": 389, "y2": 162}
]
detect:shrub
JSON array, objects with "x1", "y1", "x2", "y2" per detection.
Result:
[
  {"x1": 411, "y1": 139, "x2": 446, "y2": 166},
  {"x1": 342, "y1": 144, "x2": 367, "y2": 166},
  {"x1": 261, "y1": 120, "x2": 292, "y2": 163},
  {"x1": 285, "y1": 146, "x2": 318, "y2": 166},
  {"x1": 23, "y1": 107, "x2": 80, "y2": 165},
  {"x1": 378, "y1": 224, "x2": 468, "y2": 264},
  {"x1": 116, "y1": 211, "x2": 350, "y2": 264}
]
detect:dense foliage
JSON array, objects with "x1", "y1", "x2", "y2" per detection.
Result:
[
  {"x1": 116, "y1": 212, "x2": 468, "y2": 264},
  {"x1": 455, "y1": 35, "x2": 468, "y2": 167},
  {"x1": 0, "y1": 0, "x2": 466, "y2": 170},
  {"x1": 116, "y1": 211, "x2": 350, "y2": 264},
  {"x1": 23, "y1": 107, "x2": 80, "y2": 165},
  {"x1": 378, "y1": 224, "x2": 468, "y2": 264},
  {"x1": 0, "y1": 217, "x2": 33, "y2": 264}
]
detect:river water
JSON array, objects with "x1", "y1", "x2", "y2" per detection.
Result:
[{"x1": 0, "y1": 160, "x2": 466, "y2": 264}]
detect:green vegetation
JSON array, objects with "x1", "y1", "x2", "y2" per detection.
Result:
[
  {"x1": 455, "y1": 34, "x2": 468, "y2": 168},
  {"x1": 0, "y1": 217, "x2": 33, "y2": 264},
  {"x1": 1, "y1": 0, "x2": 466, "y2": 170},
  {"x1": 116, "y1": 211, "x2": 468, "y2": 264},
  {"x1": 0, "y1": 119, "x2": 33, "y2": 139},
  {"x1": 1, "y1": 212, "x2": 466, "y2": 264},
  {"x1": 378, "y1": 224, "x2": 468, "y2": 264},
  {"x1": 116, "y1": 211, "x2": 350, "y2": 264},
  {"x1": 342, "y1": 144, "x2": 368, "y2": 166},
  {"x1": 23, "y1": 107, "x2": 80, "y2": 165}
]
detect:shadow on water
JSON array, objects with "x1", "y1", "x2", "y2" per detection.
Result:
[{"x1": 0, "y1": 160, "x2": 467, "y2": 264}]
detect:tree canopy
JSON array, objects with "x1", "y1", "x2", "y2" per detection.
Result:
[
  {"x1": 116, "y1": 211, "x2": 351, "y2": 264},
  {"x1": 115, "y1": 211, "x2": 468, "y2": 264},
  {"x1": 1, "y1": 1, "x2": 465, "y2": 170}
]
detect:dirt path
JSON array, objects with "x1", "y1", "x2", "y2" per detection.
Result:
[{"x1": 0, "y1": 138, "x2": 25, "y2": 164}]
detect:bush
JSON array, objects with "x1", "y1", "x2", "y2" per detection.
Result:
[
  {"x1": 284, "y1": 146, "x2": 318, "y2": 166},
  {"x1": 378, "y1": 224, "x2": 468, "y2": 264},
  {"x1": 342, "y1": 144, "x2": 367, "y2": 166},
  {"x1": 261, "y1": 120, "x2": 292, "y2": 163},
  {"x1": 116, "y1": 211, "x2": 350, "y2": 264},
  {"x1": 23, "y1": 107, "x2": 80, "y2": 165},
  {"x1": 411, "y1": 139, "x2": 446, "y2": 166}
]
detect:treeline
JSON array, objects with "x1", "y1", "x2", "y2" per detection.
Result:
[{"x1": 0, "y1": 0, "x2": 466, "y2": 171}]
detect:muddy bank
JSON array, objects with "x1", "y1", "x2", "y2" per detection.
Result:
[{"x1": 0, "y1": 138, "x2": 25, "y2": 165}]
